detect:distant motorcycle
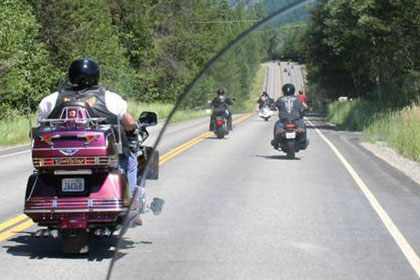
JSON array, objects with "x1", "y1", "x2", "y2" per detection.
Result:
[
  {"x1": 273, "y1": 119, "x2": 307, "y2": 159},
  {"x1": 211, "y1": 108, "x2": 229, "y2": 139},
  {"x1": 259, "y1": 105, "x2": 273, "y2": 121}
]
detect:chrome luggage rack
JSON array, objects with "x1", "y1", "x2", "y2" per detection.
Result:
[{"x1": 38, "y1": 106, "x2": 107, "y2": 128}]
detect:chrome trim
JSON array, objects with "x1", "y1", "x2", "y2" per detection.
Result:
[
  {"x1": 33, "y1": 156, "x2": 118, "y2": 167},
  {"x1": 33, "y1": 146, "x2": 107, "y2": 151},
  {"x1": 54, "y1": 170, "x2": 93, "y2": 175},
  {"x1": 40, "y1": 117, "x2": 107, "y2": 123},
  {"x1": 26, "y1": 175, "x2": 39, "y2": 202},
  {"x1": 109, "y1": 175, "x2": 119, "y2": 197},
  {"x1": 24, "y1": 208, "x2": 124, "y2": 213},
  {"x1": 27, "y1": 198, "x2": 123, "y2": 202}
]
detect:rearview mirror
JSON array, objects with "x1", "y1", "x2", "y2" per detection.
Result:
[{"x1": 138, "y1": 111, "x2": 158, "y2": 127}]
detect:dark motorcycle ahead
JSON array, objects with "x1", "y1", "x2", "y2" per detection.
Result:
[
  {"x1": 24, "y1": 101, "x2": 160, "y2": 254},
  {"x1": 211, "y1": 108, "x2": 229, "y2": 139},
  {"x1": 273, "y1": 119, "x2": 307, "y2": 159}
]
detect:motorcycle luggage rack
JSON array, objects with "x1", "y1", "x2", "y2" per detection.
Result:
[{"x1": 39, "y1": 106, "x2": 107, "y2": 128}]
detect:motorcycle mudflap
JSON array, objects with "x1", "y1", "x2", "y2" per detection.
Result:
[{"x1": 137, "y1": 146, "x2": 159, "y2": 180}]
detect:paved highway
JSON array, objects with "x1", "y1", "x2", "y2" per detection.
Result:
[{"x1": 1, "y1": 62, "x2": 420, "y2": 279}]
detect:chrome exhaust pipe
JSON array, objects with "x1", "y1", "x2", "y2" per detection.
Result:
[
  {"x1": 103, "y1": 228, "x2": 112, "y2": 237},
  {"x1": 34, "y1": 229, "x2": 43, "y2": 238},
  {"x1": 42, "y1": 229, "x2": 51, "y2": 238},
  {"x1": 50, "y1": 230, "x2": 59, "y2": 238},
  {"x1": 94, "y1": 228, "x2": 103, "y2": 237},
  {"x1": 34, "y1": 229, "x2": 51, "y2": 238}
]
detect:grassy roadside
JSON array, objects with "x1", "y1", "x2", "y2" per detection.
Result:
[
  {"x1": 128, "y1": 102, "x2": 208, "y2": 124},
  {"x1": 327, "y1": 99, "x2": 420, "y2": 162},
  {"x1": 242, "y1": 65, "x2": 268, "y2": 113}
]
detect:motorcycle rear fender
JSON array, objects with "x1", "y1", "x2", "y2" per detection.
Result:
[{"x1": 24, "y1": 172, "x2": 130, "y2": 228}]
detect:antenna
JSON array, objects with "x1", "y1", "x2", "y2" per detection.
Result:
[{"x1": 117, "y1": 116, "x2": 123, "y2": 154}]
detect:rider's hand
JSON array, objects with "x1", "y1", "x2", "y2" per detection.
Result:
[{"x1": 126, "y1": 123, "x2": 143, "y2": 153}]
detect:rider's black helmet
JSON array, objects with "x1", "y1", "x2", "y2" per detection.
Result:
[
  {"x1": 282, "y1": 83, "x2": 295, "y2": 96},
  {"x1": 262, "y1": 91, "x2": 268, "y2": 96},
  {"x1": 217, "y1": 89, "x2": 225, "y2": 96},
  {"x1": 68, "y1": 58, "x2": 100, "y2": 89}
]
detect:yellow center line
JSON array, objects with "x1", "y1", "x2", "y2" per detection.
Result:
[
  {"x1": 0, "y1": 113, "x2": 253, "y2": 242},
  {"x1": 159, "y1": 113, "x2": 252, "y2": 165},
  {"x1": 307, "y1": 117, "x2": 420, "y2": 278},
  {"x1": 0, "y1": 214, "x2": 29, "y2": 232},
  {"x1": 0, "y1": 220, "x2": 34, "y2": 242}
]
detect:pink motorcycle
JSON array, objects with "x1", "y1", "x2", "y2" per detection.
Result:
[{"x1": 24, "y1": 101, "x2": 159, "y2": 254}]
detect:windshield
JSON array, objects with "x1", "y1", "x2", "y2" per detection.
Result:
[{"x1": 1, "y1": 1, "x2": 420, "y2": 280}]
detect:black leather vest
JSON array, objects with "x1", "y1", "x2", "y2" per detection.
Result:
[
  {"x1": 48, "y1": 86, "x2": 131, "y2": 156},
  {"x1": 48, "y1": 86, "x2": 119, "y2": 124},
  {"x1": 275, "y1": 96, "x2": 302, "y2": 120}
]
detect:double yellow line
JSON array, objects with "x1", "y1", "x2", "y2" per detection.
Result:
[
  {"x1": 159, "y1": 113, "x2": 252, "y2": 165},
  {"x1": 0, "y1": 113, "x2": 253, "y2": 242},
  {"x1": 0, "y1": 214, "x2": 33, "y2": 242}
]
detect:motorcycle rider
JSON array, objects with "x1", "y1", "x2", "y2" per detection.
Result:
[
  {"x1": 271, "y1": 83, "x2": 308, "y2": 149},
  {"x1": 38, "y1": 58, "x2": 145, "y2": 225},
  {"x1": 257, "y1": 91, "x2": 274, "y2": 110},
  {"x1": 209, "y1": 89, "x2": 233, "y2": 131},
  {"x1": 297, "y1": 88, "x2": 308, "y2": 105}
]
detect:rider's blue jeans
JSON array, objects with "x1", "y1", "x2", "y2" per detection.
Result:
[{"x1": 119, "y1": 152, "x2": 139, "y2": 195}]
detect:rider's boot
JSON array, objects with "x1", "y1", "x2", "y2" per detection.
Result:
[
  {"x1": 129, "y1": 186, "x2": 145, "y2": 227},
  {"x1": 271, "y1": 139, "x2": 279, "y2": 149}
]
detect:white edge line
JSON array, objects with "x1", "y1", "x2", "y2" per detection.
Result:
[
  {"x1": 306, "y1": 117, "x2": 420, "y2": 278},
  {"x1": 0, "y1": 150, "x2": 30, "y2": 159}
]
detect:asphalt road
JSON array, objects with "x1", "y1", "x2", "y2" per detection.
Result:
[{"x1": 1, "y1": 62, "x2": 420, "y2": 279}]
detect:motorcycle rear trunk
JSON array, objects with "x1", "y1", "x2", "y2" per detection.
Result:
[
  {"x1": 24, "y1": 104, "x2": 134, "y2": 253},
  {"x1": 25, "y1": 121, "x2": 130, "y2": 228}
]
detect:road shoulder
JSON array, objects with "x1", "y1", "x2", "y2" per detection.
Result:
[{"x1": 362, "y1": 141, "x2": 420, "y2": 187}]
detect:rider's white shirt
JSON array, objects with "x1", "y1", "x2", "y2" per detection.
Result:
[{"x1": 39, "y1": 90, "x2": 128, "y2": 119}]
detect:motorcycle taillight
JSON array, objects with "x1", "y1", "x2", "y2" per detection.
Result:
[
  {"x1": 286, "y1": 123, "x2": 295, "y2": 128},
  {"x1": 216, "y1": 119, "x2": 223, "y2": 126}
]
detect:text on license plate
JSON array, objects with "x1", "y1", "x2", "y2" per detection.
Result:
[
  {"x1": 62, "y1": 178, "x2": 85, "y2": 192},
  {"x1": 286, "y1": 132, "x2": 296, "y2": 139}
]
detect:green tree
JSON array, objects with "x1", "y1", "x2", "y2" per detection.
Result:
[
  {"x1": 29, "y1": 0, "x2": 135, "y2": 97},
  {"x1": 0, "y1": 0, "x2": 59, "y2": 117}
]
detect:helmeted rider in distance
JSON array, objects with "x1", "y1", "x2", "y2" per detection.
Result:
[
  {"x1": 257, "y1": 91, "x2": 275, "y2": 110},
  {"x1": 271, "y1": 83, "x2": 309, "y2": 149},
  {"x1": 209, "y1": 89, "x2": 233, "y2": 131},
  {"x1": 38, "y1": 58, "x2": 145, "y2": 225}
]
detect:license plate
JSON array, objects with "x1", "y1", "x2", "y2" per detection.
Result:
[
  {"x1": 286, "y1": 132, "x2": 296, "y2": 139},
  {"x1": 62, "y1": 178, "x2": 85, "y2": 192}
]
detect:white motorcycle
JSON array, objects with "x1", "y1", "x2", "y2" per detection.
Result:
[{"x1": 259, "y1": 105, "x2": 273, "y2": 121}]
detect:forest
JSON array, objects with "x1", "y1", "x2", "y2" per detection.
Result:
[
  {"x1": 303, "y1": 0, "x2": 420, "y2": 107},
  {"x1": 0, "y1": 0, "x2": 272, "y2": 119}
]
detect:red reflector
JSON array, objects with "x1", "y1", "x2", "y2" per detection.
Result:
[
  {"x1": 216, "y1": 120, "x2": 223, "y2": 126},
  {"x1": 39, "y1": 135, "x2": 52, "y2": 145},
  {"x1": 44, "y1": 159, "x2": 53, "y2": 166},
  {"x1": 79, "y1": 134, "x2": 100, "y2": 145}
]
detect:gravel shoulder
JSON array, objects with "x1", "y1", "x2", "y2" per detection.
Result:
[{"x1": 362, "y1": 141, "x2": 420, "y2": 186}]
